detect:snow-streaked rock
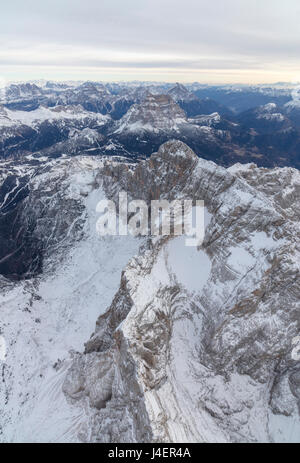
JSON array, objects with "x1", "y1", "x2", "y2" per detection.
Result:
[
  {"x1": 65, "y1": 141, "x2": 299, "y2": 442},
  {"x1": 0, "y1": 140, "x2": 299, "y2": 443},
  {"x1": 113, "y1": 94, "x2": 187, "y2": 135}
]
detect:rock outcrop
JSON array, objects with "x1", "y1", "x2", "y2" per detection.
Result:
[
  {"x1": 63, "y1": 141, "x2": 300, "y2": 442},
  {"x1": 0, "y1": 140, "x2": 299, "y2": 442}
]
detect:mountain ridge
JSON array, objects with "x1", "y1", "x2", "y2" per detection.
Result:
[{"x1": 1, "y1": 140, "x2": 299, "y2": 442}]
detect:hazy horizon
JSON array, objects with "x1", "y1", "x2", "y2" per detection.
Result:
[
  {"x1": 1, "y1": 0, "x2": 300, "y2": 84},
  {"x1": 1, "y1": 78, "x2": 300, "y2": 88}
]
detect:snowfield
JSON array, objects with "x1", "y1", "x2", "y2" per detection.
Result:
[
  {"x1": 0, "y1": 105, "x2": 110, "y2": 129},
  {"x1": 0, "y1": 177, "x2": 140, "y2": 442}
]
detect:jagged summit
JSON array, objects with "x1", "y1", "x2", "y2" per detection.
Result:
[
  {"x1": 5, "y1": 82, "x2": 43, "y2": 100},
  {"x1": 77, "y1": 81, "x2": 111, "y2": 97},
  {"x1": 113, "y1": 93, "x2": 186, "y2": 134},
  {"x1": 155, "y1": 139, "x2": 198, "y2": 160},
  {"x1": 167, "y1": 82, "x2": 196, "y2": 102}
]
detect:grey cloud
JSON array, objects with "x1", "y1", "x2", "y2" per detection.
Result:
[
  {"x1": 0, "y1": 0, "x2": 299, "y2": 81},
  {"x1": 0, "y1": 56, "x2": 266, "y2": 70}
]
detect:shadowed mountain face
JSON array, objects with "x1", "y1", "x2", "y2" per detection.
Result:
[
  {"x1": 0, "y1": 172, "x2": 40, "y2": 280},
  {"x1": 0, "y1": 81, "x2": 299, "y2": 169},
  {"x1": 167, "y1": 82, "x2": 234, "y2": 118},
  {"x1": 192, "y1": 86, "x2": 292, "y2": 113},
  {"x1": 0, "y1": 156, "x2": 86, "y2": 280}
]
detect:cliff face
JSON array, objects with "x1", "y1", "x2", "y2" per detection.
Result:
[
  {"x1": 65, "y1": 141, "x2": 300, "y2": 442},
  {"x1": 113, "y1": 94, "x2": 187, "y2": 135},
  {"x1": 1, "y1": 141, "x2": 299, "y2": 442}
]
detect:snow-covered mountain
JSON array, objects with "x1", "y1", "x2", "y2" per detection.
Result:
[
  {"x1": 0, "y1": 104, "x2": 110, "y2": 128},
  {"x1": 0, "y1": 140, "x2": 299, "y2": 442},
  {"x1": 168, "y1": 83, "x2": 234, "y2": 118},
  {"x1": 5, "y1": 83, "x2": 43, "y2": 101},
  {"x1": 108, "y1": 94, "x2": 240, "y2": 162},
  {"x1": 191, "y1": 84, "x2": 293, "y2": 114},
  {"x1": 0, "y1": 104, "x2": 111, "y2": 159},
  {"x1": 2, "y1": 81, "x2": 113, "y2": 114},
  {"x1": 113, "y1": 94, "x2": 187, "y2": 134},
  {"x1": 256, "y1": 103, "x2": 286, "y2": 121},
  {"x1": 168, "y1": 82, "x2": 197, "y2": 103},
  {"x1": 108, "y1": 85, "x2": 166, "y2": 120},
  {"x1": 237, "y1": 103, "x2": 291, "y2": 134},
  {"x1": 0, "y1": 80, "x2": 300, "y2": 168},
  {"x1": 284, "y1": 98, "x2": 300, "y2": 127},
  {"x1": 53, "y1": 82, "x2": 113, "y2": 114}
]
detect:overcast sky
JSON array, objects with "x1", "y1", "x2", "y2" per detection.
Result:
[{"x1": 0, "y1": 0, "x2": 300, "y2": 84}]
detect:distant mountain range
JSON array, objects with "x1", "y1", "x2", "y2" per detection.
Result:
[{"x1": 0, "y1": 80, "x2": 299, "y2": 168}]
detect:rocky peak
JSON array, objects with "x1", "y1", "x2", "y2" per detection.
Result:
[
  {"x1": 78, "y1": 81, "x2": 111, "y2": 96},
  {"x1": 167, "y1": 82, "x2": 197, "y2": 102},
  {"x1": 256, "y1": 102, "x2": 285, "y2": 120},
  {"x1": 0, "y1": 141, "x2": 299, "y2": 443},
  {"x1": 113, "y1": 94, "x2": 187, "y2": 134},
  {"x1": 5, "y1": 82, "x2": 43, "y2": 100},
  {"x1": 61, "y1": 141, "x2": 300, "y2": 442}
]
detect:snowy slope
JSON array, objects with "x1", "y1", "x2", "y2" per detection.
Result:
[
  {"x1": 0, "y1": 105, "x2": 110, "y2": 128},
  {"x1": 0, "y1": 157, "x2": 140, "y2": 442}
]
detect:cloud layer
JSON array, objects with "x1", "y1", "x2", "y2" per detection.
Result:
[{"x1": 1, "y1": 0, "x2": 300, "y2": 83}]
